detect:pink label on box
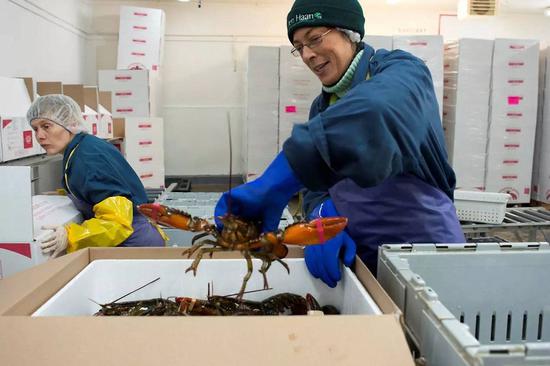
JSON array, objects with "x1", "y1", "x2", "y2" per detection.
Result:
[
  {"x1": 140, "y1": 157, "x2": 153, "y2": 162},
  {"x1": 116, "y1": 91, "x2": 132, "y2": 96},
  {"x1": 2, "y1": 119, "x2": 12, "y2": 128},
  {"x1": 153, "y1": 65, "x2": 158, "y2": 71},
  {"x1": 502, "y1": 175, "x2": 518, "y2": 180},
  {"x1": 503, "y1": 160, "x2": 519, "y2": 164},
  {"x1": 133, "y1": 12, "x2": 148, "y2": 17},
  {"x1": 132, "y1": 39, "x2": 146, "y2": 44},
  {"x1": 140, "y1": 173, "x2": 153, "y2": 179},
  {"x1": 508, "y1": 62, "x2": 524, "y2": 67},
  {"x1": 508, "y1": 79, "x2": 524, "y2": 85},
  {"x1": 0, "y1": 243, "x2": 31, "y2": 258},
  {"x1": 138, "y1": 124, "x2": 152, "y2": 129},
  {"x1": 507, "y1": 112, "x2": 523, "y2": 117},
  {"x1": 410, "y1": 41, "x2": 428, "y2": 46},
  {"x1": 133, "y1": 25, "x2": 147, "y2": 30},
  {"x1": 508, "y1": 96, "x2": 521, "y2": 105},
  {"x1": 524, "y1": 188, "x2": 530, "y2": 194},
  {"x1": 139, "y1": 140, "x2": 152, "y2": 146},
  {"x1": 505, "y1": 128, "x2": 521, "y2": 133},
  {"x1": 116, "y1": 108, "x2": 134, "y2": 113},
  {"x1": 131, "y1": 52, "x2": 146, "y2": 57},
  {"x1": 92, "y1": 124, "x2": 97, "y2": 135},
  {"x1": 504, "y1": 144, "x2": 520, "y2": 149},
  {"x1": 509, "y1": 45, "x2": 525, "y2": 49},
  {"x1": 285, "y1": 106, "x2": 297, "y2": 113},
  {"x1": 23, "y1": 130, "x2": 33, "y2": 149},
  {"x1": 115, "y1": 76, "x2": 132, "y2": 80}
]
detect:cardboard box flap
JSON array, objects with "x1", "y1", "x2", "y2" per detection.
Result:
[
  {"x1": 19, "y1": 77, "x2": 34, "y2": 102},
  {"x1": 0, "y1": 250, "x2": 89, "y2": 315},
  {"x1": 0, "y1": 76, "x2": 32, "y2": 115},
  {"x1": 98, "y1": 91, "x2": 112, "y2": 111},
  {"x1": 0, "y1": 316, "x2": 414, "y2": 366},
  {"x1": 36, "y1": 82, "x2": 62, "y2": 96},
  {"x1": 62, "y1": 84, "x2": 84, "y2": 112},
  {"x1": 83, "y1": 87, "x2": 99, "y2": 110}
]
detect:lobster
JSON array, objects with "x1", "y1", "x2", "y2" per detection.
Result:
[
  {"x1": 138, "y1": 203, "x2": 348, "y2": 299},
  {"x1": 94, "y1": 292, "x2": 340, "y2": 316}
]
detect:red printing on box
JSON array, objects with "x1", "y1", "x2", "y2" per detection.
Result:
[{"x1": 0, "y1": 243, "x2": 31, "y2": 258}]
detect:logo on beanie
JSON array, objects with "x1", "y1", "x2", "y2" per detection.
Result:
[{"x1": 288, "y1": 12, "x2": 323, "y2": 26}]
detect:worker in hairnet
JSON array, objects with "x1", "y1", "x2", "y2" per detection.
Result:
[
  {"x1": 215, "y1": 0, "x2": 465, "y2": 287},
  {"x1": 27, "y1": 94, "x2": 166, "y2": 258}
]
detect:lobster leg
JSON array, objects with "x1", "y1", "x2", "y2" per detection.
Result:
[
  {"x1": 184, "y1": 247, "x2": 225, "y2": 276},
  {"x1": 236, "y1": 251, "x2": 254, "y2": 301}
]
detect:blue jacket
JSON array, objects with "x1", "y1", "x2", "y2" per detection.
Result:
[
  {"x1": 283, "y1": 43, "x2": 456, "y2": 215},
  {"x1": 62, "y1": 133, "x2": 148, "y2": 207}
]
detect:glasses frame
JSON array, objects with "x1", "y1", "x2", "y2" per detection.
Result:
[{"x1": 290, "y1": 28, "x2": 333, "y2": 57}]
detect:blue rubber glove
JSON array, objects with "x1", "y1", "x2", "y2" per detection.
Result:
[
  {"x1": 215, "y1": 152, "x2": 302, "y2": 232},
  {"x1": 305, "y1": 199, "x2": 356, "y2": 288}
]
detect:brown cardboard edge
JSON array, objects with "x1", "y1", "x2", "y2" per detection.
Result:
[
  {"x1": 18, "y1": 77, "x2": 34, "y2": 101},
  {"x1": 98, "y1": 91, "x2": 112, "y2": 111},
  {"x1": 63, "y1": 84, "x2": 84, "y2": 111},
  {"x1": 36, "y1": 81, "x2": 62, "y2": 96},
  {"x1": 353, "y1": 256, "x2": 402, "y2": 318},
  {"x1": 0, "y1": 250, "x2": 90, "y2": 315}
]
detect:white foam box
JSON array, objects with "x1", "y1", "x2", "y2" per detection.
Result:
[
  {"x1": 364, "y1": 35, "x2": 393, "y2": 51},
  {"x1": 0, "y1": 167, "x2": 82, "y2": 279},
  {"x1": 33, "y1": 258, "x2": 380, "y2": 316},
  {"x1": 243, "y1": 46, "x2": 279, "y2": 182},
  {"x1": 444, "y1": 38, "x2": 493, "y2": 190},
  {"x1": 533, "y1": 48, "x2": 550, "y2": 203},
  {"x1": 279, "y1": 45, "x2": 320, "y2": 150},
  {"x1": 117, "y1": 6, "x2": 165, "y2": 71}
]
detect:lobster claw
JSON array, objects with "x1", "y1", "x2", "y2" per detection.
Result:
[
  {"x1": 137, "y1": 203, "x2": 212, "y2": 232},
  {"x1": 281, "y1": 217, "x2": 348, "y2": 245}
]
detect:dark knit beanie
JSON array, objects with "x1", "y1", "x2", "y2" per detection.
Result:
[{"x1": 287, "y1": 0, "x2": 365, "y2": 43}]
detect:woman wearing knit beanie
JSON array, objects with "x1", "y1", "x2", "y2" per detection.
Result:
[{"x1": 215, "y1": 0, "x2": 464, "y2": 286}]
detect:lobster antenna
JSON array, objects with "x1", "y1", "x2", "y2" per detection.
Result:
[
  {"x1": 227, "y1": 112, "x2": 232, "y2": 215},
  {"x1": 108, "y1": 277, "x2": 161, "y2": 304}
]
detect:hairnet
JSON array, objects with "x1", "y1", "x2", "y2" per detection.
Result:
[
  {"x1": 27, "y1": 94, "x2": 88, "y2": 134},
  {"x1": 336, "y1": 28, "x2": 361, "y2": 43}
]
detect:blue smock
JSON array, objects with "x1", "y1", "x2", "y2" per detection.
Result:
[
  {"x1": 283, "y1": 43, "x2": 465, "y2": 273},
  {"x1": 63, "y1": 133, "x2": 164, "y2": 247}
]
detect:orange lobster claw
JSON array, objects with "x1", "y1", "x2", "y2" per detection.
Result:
[
  {"x1": 137, "y1": 203, "x2": 212, "y2": 232},
  {"x1": 280, "y1": 217, "x2": 348, "y2": 245}
]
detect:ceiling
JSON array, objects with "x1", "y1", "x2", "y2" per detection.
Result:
[{"x1": 89, "y1": 0, "x2": 550, "y2": 14}]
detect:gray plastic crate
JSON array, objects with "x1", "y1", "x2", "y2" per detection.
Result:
[
  {"x1": 378, "y1": 242, "x2": 550, "y2": 366},
  {"x1": 156, "y1": 192, "x2": 294, "y2": 247}
]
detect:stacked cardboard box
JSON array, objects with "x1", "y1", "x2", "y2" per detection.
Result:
[
  {"x1": 98, "y1": 6, "x2": 166, "y2": 188},
  {"x1": 485, "y1": 39, "x2": 540, "y2": 203},
  {"x1": 278, "y1": 45, "x2": 321, "y2": 151},
  {"x1": 117, "y1": 6, "x2": 165, "y2": 71},
  {"x1": 0, "y1": 77, "x2": 43, "y2": 162},
  {"x1": 393, "y1": 35, "x2": 444, "y2": 119},
  {"x1": 243, "y1": 47, "x2": 280, "y2": 182},
  {"x1": 442, "y1": 39, "x2": 493, "y2": 190},
  {"x1": 532, "y1": 47, "x2": 550, "y2": 203}
]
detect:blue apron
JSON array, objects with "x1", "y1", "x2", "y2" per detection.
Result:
[
  {"x1": 329, "y1": 174, "x2": 465, "y2": 273},
  {"x1": 67, "y1": 193, "x2": 164, "y2": 247}
]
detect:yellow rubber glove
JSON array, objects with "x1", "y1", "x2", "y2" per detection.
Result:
[{"x1": 66, "y1": 196, "x2": 134, "y2": 252}]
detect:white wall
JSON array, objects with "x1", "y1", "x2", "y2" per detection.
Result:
[{"x1": 0, "y1": 0, "x2": 92, "y2": 84}]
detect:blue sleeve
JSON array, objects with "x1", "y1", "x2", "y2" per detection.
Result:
[{"x1": 283, "y1": 50, "x2": 455, "y2": 199}]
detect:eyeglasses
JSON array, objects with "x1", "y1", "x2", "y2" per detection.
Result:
[{"x1": 290, "y1": 28, "x2": 333, "y2": 57}]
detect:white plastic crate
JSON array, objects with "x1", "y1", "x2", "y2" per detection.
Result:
[
  {"x1": 378, "y1": 242, "x2": 550, "y2": 366},
  {"x1": 32, "y1": 258, "x2": 381, "y2": 316},
  {"x1": 454, "y1": 190, "x2": 510, "y2": 224}
]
